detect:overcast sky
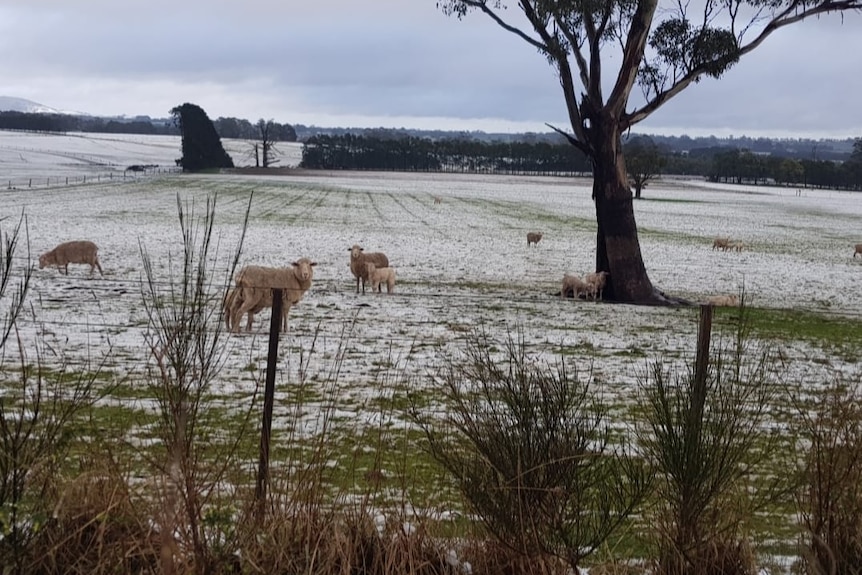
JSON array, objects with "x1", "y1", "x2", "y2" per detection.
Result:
[{"x1": 1, "y1": 0, "x2": 860, "y2": 138}]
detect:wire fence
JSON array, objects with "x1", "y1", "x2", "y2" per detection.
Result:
[{"x1": 4, "y1": 166, "x2": 181, "y2": 191}]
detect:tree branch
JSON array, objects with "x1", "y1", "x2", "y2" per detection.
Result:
[
  {"x1": 623, "y1": 0, "x2": 862, "y2": 129},
  {"x1": 607, "y1": 0, "x2": 659, "y2": 119},
  {"x1": 456, "y1": 0, "x2": 549, "y2": 52}
]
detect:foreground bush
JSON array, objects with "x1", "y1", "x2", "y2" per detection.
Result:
[{"x1": 412, "y1": 330, "x2": 651, "y2": 572}]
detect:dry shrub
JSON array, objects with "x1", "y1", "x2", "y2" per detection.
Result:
[
  {"x1": 25, "y1": 462, "x2": 160, "y2": 574},
  {"x1": 638, "y1": 304, "x2": 785, "y2": 575},
  {"x1": 411, "y1": 329, "x2": 650, "y2": 572},
  {"x1": 796, "y1": 380, "x2": 862, "y2": 575},
  {"x1": 459, "y1": 538, "x2": 569, "y2": 575},
  {"x1": 240, "y1": 504, "x2": 459, "y2": 574}
]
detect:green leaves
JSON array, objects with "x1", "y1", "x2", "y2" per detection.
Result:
[{"x1": 648, "y1": 18, "x2": 739, "y2": 81}]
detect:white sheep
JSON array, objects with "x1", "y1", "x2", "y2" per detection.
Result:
[
  {"x1": 224, "y1": 286, "x2": 273, "y2": 331},
  {"x1": 561, "y1": 273, "x2": 590, "y2": 299},
  {"x1": 704, "y1": 294, "x2": 739, "y2": 307},
  {"x1": 584, "y1": 271, "x2": 610, "y2": 300},
  {"x1": 527, "y1": 232, "x2": 543, "y2": 247},
  {"x1": 712, "y1": 237, "x2": 730, "y2": 251},
  {"x1": 38, "y1": 240, "x2": 103, "y2": 276},
  {"x1": 366, "y1": 262, "x2": 396, "y2": 293},
  {"x1": 349, "y1": 244, "x2": 389, "y2": 294},
  {"x1": 432, "y1": 195, "x2": 442, "y2": 205},
  {"x1": 854, "y1": 243, "x2": 862, "y2": 258},
  {"x1": 229, "y1": 258, "x2": 316, "y2": 333}
]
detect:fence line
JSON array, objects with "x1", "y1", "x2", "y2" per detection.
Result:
[{"x1": 4, "y1": 167, "x2": 181, "y2": 191}]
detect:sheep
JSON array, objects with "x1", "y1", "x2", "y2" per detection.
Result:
[
  {"x1": 349, "y1": 244, "x2": 389, "y2": 294},
  {"x1": 704, "y1": 294, "x2": 739, "y2": 307},
  {"x1": 729, "y1": 241, "x2": 745, "y2": 252},
  {"x1": 854, "y1": 244, "x2": 862, "y2": 258},
  {"x1": 432, "y1": 195, "x2": 442, "y2": 205},
  {"x1": 712, "y1": 237, "x2": 730, "y2": 251},
  {"x1": 527, "y1": 232, "x2": 543, "y2": 247},
  {"x1": 229, "y1": 258, "x2": 316, "y2": 333},
  {"x1": 224, "y1": 286, "x2": 275, "y2": 332},
  {"x1": 584, "y1": 271, "x2": 610, "y2": 300},
  {"x1": 366, "y1": 262, "x2": 396, "y2": 293},
  {"x1": 561, "y1": 273, "x2": 590, "y2": 299},
  {"x1": 38, "y1": 240, "x2": 103, "y2": 276}
]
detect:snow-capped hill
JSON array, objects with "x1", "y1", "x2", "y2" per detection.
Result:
[{"x1": 0, "y1": 96, "x2": 87, "y2": 115}]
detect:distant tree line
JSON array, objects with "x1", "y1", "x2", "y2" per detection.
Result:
[
  {"x1": 705, "y1": 145, "x2": 862, "y2": 190},
  {"x1": 300, "y1": 134, "x2": 591, "y2": 175},
  {"x1": 0, "y1": 111, "x2": 177, "y2": 135},
  {"x1": 0, "y1": 110, "x2": 297, "y2": 143}
]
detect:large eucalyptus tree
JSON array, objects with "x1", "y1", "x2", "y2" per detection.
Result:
[{"x1": 438, "y1": 0, "x2": 861, "y2": 303}]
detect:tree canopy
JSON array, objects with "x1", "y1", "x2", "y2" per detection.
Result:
[
  {"x1": 438, "y1": 0, "x2": 861, "y2": 303},
  {"x1": 170, "y1": 103, "x2": 234, "y2": 172}
]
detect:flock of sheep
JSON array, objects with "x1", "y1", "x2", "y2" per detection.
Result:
[
  {"x1": 221, "y1": 244, "x2": 397, "y2": 333},
  {"x1": 712, "y1": 237, "x2": 745, "y2": 252},
  {"x1": 33, "y1": 231, "x2": 862, "y2": 330}
]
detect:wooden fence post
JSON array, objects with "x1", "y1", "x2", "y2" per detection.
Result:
[{"x1": 255, "y1": 288, "x2": 283, "y2": 517}]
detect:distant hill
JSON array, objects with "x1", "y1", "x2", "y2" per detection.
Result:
[{"x1": 0, "y1": 96, "x2": 86, "y2": 116}]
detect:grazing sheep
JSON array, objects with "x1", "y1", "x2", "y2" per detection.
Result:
[
  {"x1": 854, "y1": 244, "x2": 862, "y2": 258},
  {"x1": 349, "y1": 244, "x2": 389, "y2": 294},
  {"x1": 561, "y1": 273, "x2": 590, "y2": 299},
  {"x1": 39, "y1": 240, "x2": 103, "y2": 276},
  {"x1": 584, "y1": 271, "x2": 610, "y2": 300},
  {"x1": 527, "y1": 232, "x2": 543, "y2": 247},
  {"x1": 432, "y1": 195, "x2": 442, "y2": 205},
  {"x1": 229, "y1": 258, "x2": 317, "y2": 333},
  {"x1": 366, "y1": 262, "x2": 396, "y2": 293},
  {"x1": 704, "y1": 294, "x2": 739, "y2": 307},
  {"x1": 712, "y1": 237, "x2": 730, "y2": 251}
]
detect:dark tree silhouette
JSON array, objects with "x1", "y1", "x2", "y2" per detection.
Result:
[
  {"x1": 254, "y1": 119, "x2": 280, "y2": 168},
  {"x1": 438, "y1": 0, "x2": 861, "y2": 303},
  {"x1": 625, "y1": 137, "x2": 666, "y2": 199},
  {"x1": 170, "y1": 103, "x2": 234, "y2": 172}
]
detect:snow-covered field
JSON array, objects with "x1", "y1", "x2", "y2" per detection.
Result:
[
  {"x1": 1, "y1": 131, "x2": 860, "y2": 429},
  {"x1": 0, "y1": 129, "x2": 303, "y2": 185}
]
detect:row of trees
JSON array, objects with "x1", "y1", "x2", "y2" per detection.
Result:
[
  {"x1": 300, "y1": 133, "x2": 592, "y2": 174},
  {"x1": 297, "y1": 131, "x2": 862, "y2": 193},
  {"x1": 0, "y1": 110, "x2": 297, "y2": 147}
]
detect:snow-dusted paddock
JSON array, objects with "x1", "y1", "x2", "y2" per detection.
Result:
[
  {"x1": 1, "y1": 166, "x2": 860, "y2": 424},
  {"x1": 1, "y1": 132, "x2": 861, "y2": 436}
]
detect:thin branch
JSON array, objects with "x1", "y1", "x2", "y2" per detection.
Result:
[
  {"x1": 624, "y1": 0, "x2": 862, "y2": 128},
  {"x1": 458, "y1": 0, "x2": 549, "y2": 51}
]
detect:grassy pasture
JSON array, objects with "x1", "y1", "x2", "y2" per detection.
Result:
[{"x1": 2, "y1": 139, "x2": 862, "y2": 569}]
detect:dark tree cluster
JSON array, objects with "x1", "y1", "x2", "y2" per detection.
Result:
[
  {"x1": 300, "y1": 134, "x2": 591, "y2": 175},
  {"x1": 0, "y1": 111, "x2": 177, "y2": 135},
  {"x1": 170, "y1": 103, "x2": 234, "y2": 172},
  {"x1": 213, "y1": 116, "x2": 296, "y2": 142},
  {"x1": 707, "y1": 144, "x2": 862, "y2": 190}
]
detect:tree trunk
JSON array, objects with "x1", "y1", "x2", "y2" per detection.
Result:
[{"x1": 591, "y1": 120, "x2": 671, "y2": 304}]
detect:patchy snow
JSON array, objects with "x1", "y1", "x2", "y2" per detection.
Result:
[{"x1": 0, "y1": 131, "x2": 859, "y2": 426}]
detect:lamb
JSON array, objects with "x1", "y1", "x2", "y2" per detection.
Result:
[
  {"x1": 527, "y1": 232, "x2": 543, "y2": 247},
  {"x1": 432, "y1": 195, "x2": 442, "y2": 205},
  {"x1": 584, "y1": 271, "x2": 610, "y2": 300},
  {"x1": 228, "y1": 258, "x2": 317, "y2": 333},
  {"x1": 704, "y1": 294, "x2": 739, "y2": 307},
  {"x1": 349, "y1": 244, "x2": 389, "y2": 294},
  {"x1": 712, "y1": 237, "x2": 730, "y2": 251},
  {"x1": 561, "y1": 273, "x2": 590, "y2": 299},
  {"x1": 39, "y1": 240, "x2": 103, "y2": 276},
  {"x1": 365, "y1": 262, "x2": 396, "y2": 293},
  {"x1": 854, "y1": 244, "x2": 862, "y2": 258}
]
